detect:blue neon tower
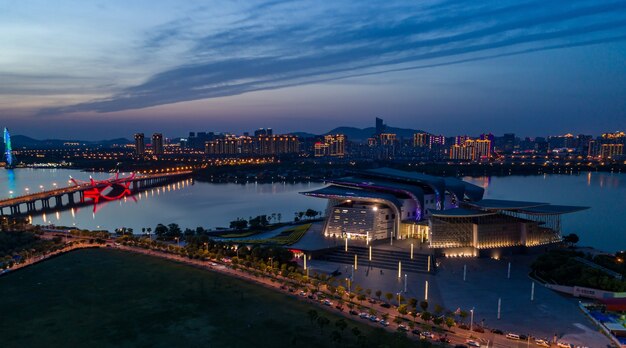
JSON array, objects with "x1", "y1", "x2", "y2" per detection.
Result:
[{"x1": 3, "y1": 127, "x2": 14, "y2": 168}]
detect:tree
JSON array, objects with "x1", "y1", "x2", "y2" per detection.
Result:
[
  {"x1": 459, "y1": 310, "x2": 469, "y2": 323},
  {"x1": 330, "y1": 330, "x2": 341, "y2": 345},
  {"x1": 154, "y1": 224, "x2": 168, "y2": 239},
  {"x1": 357, "y1": 294, "x2": 366, "y2": 305},
  {"x1": 317, "y1": 316, "x2": 330, "y2": 333},
  {"x1": 229, "y1": 218, "x2": 248, "y2": 231},
  {"x1": 385, "y1": 292, "x2": 393, "y2": 303},
  {"x1": 167, "y1": 223, "x2": 182, "y2": 239},
  {"x1": 398, "y1": 304, "x2": 408, "y2": 317},
  {"x1": 365, "y1": 288, "x2": 372, "y2": 298},
  {"x1": 434, "y1": 303, "x2": 444, "y2": 316},
  {"x1": 305, "y1": 209, "x2": 318, "y2": 220},
  {"x1": 445, "y1": 317, "x2": 456, "y2": 328},
  {"x1": 335, "y1": 318, "x2": 347, "y2": 333},
  {"x1": 408, "y1": 298, "x2": 418, "y2": 309},
  {"x1": 375, "y1": 290, "x2": 382, "y2": 301},
  {"x1": 564, "y1": 233, "x2": 580, "y2": 246},
  {"x1": 307, "y1": 309, "x2": 318, "y2": 325},
  {"x1": 420, "y1": 311, "x2": 432, "y2": 322},
  {"x1": 419, "y1": 300, "x2": 429, "y2": 312},
  {"x1": 433, "y1": 316, "x2": 443, "y2": 326}
]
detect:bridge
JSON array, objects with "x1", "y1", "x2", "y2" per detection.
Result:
[{"x1": 0, "y1": 171, "x2": 193, "y2": 216}]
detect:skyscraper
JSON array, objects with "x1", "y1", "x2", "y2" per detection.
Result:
[
  {"x1": 134, "y1": 133, "x2": 145, "y2": 156},
  {"x1": 413, "y1": 133, "x2": 429, "y2": 147},
  {"x1": 375, "y1": 117, "x2": 386, "y2": 135},
  {"x1": 152, "y1": 133, "x2": 164, "y2": 155}
]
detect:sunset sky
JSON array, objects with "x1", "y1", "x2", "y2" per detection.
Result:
[{"x1": 1, "y1": 0, "x2": 625, "y2": 139}]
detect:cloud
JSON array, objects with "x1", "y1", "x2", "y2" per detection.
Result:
[{"x1": 36, "y1": 0, "x2": 626, "y2": 115}]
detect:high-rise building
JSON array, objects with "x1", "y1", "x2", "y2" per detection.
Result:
[
  {"x1": 601, "y1": 144, "x2": 624, "y2": 159},
  {"x1": 449, "y1": 139, "x2": 491, "y2": 161},
  {"x1": 503, "y1": 133, "x2": 515, "y2": 153},
  {"x1": 429, "y1": 135, "x2": 446, "y2": 149},
  {"x1": 134, "y1": 133, "x2": 145, "y2": 156},
  {"x1": 474, "y1": 139, "x2": 492, "y2": 159},
  {"x1": 254, "y1": 128, "x2": 273, "y2": 137},
  {"x1": 375, "y1": 117, "x2": 386, "y2": 135},
  {"x1": 151, "y1": 133, "x2": 164, "y2": 155},
  {"x1": 413, "y1": 133, "x2": 429, "y2": 147},
  {"x1": 480, "y1": 133, "x2": 495, "y2": 152},
  {"x1": 455, "y1": 135, "x2": 470, "y2": 145},
  {"x1": 315, "y1": 134, "x2": 346, "y2": 157}
]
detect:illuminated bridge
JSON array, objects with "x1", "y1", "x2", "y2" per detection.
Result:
[{"x1": 0, "y1": 171, "x2": 193, "y2": 216}]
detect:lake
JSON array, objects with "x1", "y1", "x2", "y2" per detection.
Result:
[{"x1": 1, "y1": 168, "x2": 624, "y2": 252}]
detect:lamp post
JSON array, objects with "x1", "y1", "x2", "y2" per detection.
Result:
[
  {"x1": 369, "y1": 245, "x2": 372, "y2": 261},
  {"x1": 424, "y1": 280, "x2": 429, "y2": 301},
  {"x1": 345, "y1": 236, "x2": 348, "y2": 252},
  {"x1": 470, "y1": 308, "x2": 474, "y2": 332},
  {"x1": 398, "y1": 261, "x2": 402, "y2": 278},
  {"x1": 404, "y1": 274, "x2": 407, "y2": 293},
  {"x1": 354, "y1": 254, "x2": 357, "y2": 270},
  {"x1": 410, "y1": 243, "x2": 414, "y2": 259}
]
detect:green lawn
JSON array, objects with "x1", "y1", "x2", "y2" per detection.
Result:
[
  {"x1": 0, "y1": 248, "x2": 425, "y2": 348},
  {"x1": 239, "y1": 223, "x2": 312, "y2": 246}
]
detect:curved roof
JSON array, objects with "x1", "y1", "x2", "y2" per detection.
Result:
[
  {"x1": 301, "y1": 185, "x2": 403, "y2": 211},
  {"x1": 518, "y1": 205, "x2": 589, "y2": 215},
  {"x1": 466, "y1": 199, "x2": 548, "y2": 210},
  {"x1": 329, "y1": 176, "x2": 424, "y2": 213},
  {"x1": 430, "y1": 208, "x2": 496, "y2": 218}
]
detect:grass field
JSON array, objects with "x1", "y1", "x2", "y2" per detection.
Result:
[
  {"x1": 0, "y1": 248, "x2": 423, "y2": 348},
  {"x1": 239, "y1": 223, "x2": 312, "y2": 246}
]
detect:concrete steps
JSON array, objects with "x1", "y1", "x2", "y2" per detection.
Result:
[{"x1": 317, "y1": 245, "x2": 434, "y2": 274}]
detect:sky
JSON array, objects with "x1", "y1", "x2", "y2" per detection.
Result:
[{"x1": 1, "y1": 0, "x2": 625, "y2": 139}]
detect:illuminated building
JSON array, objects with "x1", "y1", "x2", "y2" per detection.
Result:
[
  {"x1": 315, "y1": 134, "x2": 346, "y2": 157},
  {"x1": 134, "y1": 133, "x2": 145, "y2": 156},
  {"x1": 205, "y1": 134, "x2": 299, "y2": 156},
  {"x1": 151, "y1": 133, "x2": 164, "y2": 155},
  {"x1": 601, "y1": 144, "x2": 624, "y2": 159},
  {"x1": 449, "y1": 139, "x2": 491, "y2": 161},
  {"x1": 429, "y1": 135, "x2": 445, "y2": 149},
  {"x1": 302, "y1": 168, "x2": 587, "y2": 257},
  {"x1": 413, "y1": 133, "x2": 429, "y2": 147}
]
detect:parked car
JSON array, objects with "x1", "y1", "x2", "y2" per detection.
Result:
[
  {"x1": 379, "y1": 320, "x2": 389, "y2": 326},
  {"x1": 506, "y1": 333, "x2": 521, "y2": 340},
  {"x1": 535, "y1": 338, "x2": 550, "y2": 347},
  {"x1": 359, "y1": 312, "x2": 369, "y2": 319},
  {"x1": 397, "y1": 324, "x2": 408, "y2": 331},
  {"x1": 557, "y1": 342, "x2": 572, "y2": 348},
  {"x1": 421, "y1": 332, "x2": 434, "y2": 339},
  {"x1": 349, "y1": 310, "x2": 359, "y2": 316},
  {"x1": 490, "y1": 328, "x2": 503, "y2": 335},
  {"x1": 380, "y1": 303, "x2": 391, "y2": 308},
  {"x1": 368, "y1": 315, "x2": 380, "y2": 322},
  {"x1": 322, "y1": 299, "x2": 332, "y2": 306},
  {"x1": 465, "y1": 339, "x2": 480, "y2": 347},
  {"x1": 411, "y1": 329, "x2": 421, "y2": 335}
]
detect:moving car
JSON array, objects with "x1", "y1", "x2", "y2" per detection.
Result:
[
  {"x1": 465, "y1": 339, "x2": 480, "y2": 347},
  {"x1": 506, "y1": 333, "x2": 520, "y2": 340},
  {"x1": 535, "y1": 339, "x2": 550, "y2": 347}
]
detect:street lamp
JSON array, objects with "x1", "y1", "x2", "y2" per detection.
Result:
[{"x1": 470, "y1": 308, "x2": 474, "y2": 332}]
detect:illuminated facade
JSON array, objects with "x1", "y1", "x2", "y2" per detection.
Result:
[
  {"x1": 413, "y1": 133, "x2": 429, "y2": 147},
  {"x1": 302, "y1": 168, "x2": 586, "y2": 257},
  {"x1": 151, "y1": 133, "x2": 164, "y2": 155},
  {"x1": 315, "y1": 134, "x2": 346, "y2": 157},
  {"x1": 601, "y1": 144, "x2": 623, "y2": 159},
  {"x1": 205, "y1": 134, "x2": 299, "y2": 156},
  {"x1": 134, "y1": 133, "x2": 145, "y2": 156}
]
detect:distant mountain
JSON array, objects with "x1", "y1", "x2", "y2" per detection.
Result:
[{"x1": 12, "y1": 135, "x2": 131, "y2": 148}]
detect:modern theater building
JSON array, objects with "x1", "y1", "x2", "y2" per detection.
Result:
[{"x1": 302, "y1": 168, "x2": 587, "y2": 257}]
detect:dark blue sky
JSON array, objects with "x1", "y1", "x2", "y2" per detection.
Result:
[{"x1": 1, "y1": 0, "x2": 625, "y2": 139}]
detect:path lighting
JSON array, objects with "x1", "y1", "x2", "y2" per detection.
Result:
[
  {"x1": 470, "y1": 308, "x2": 474, "y2": 331},
  {"x1": 398, "y1": 261, "x2": 402, "y2": 278}
]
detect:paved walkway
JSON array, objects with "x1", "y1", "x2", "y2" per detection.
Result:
[{"x1": 436, "y1": 255, "x2": 612, "y2": 347}]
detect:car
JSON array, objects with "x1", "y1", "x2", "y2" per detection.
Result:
[
  {"x1": 535, "y1": 339, "x2": 550, "y2": 347},
  {"x1": 557, "y1": 342, "x2": 572, "y2": 348},
  {"x1": 299, "y1": 291, "x2": 307, "y2": 297},
  {"x1": 380, "y1": 303, "x2": 391, "y2": 308},
  {"x1": 349, "y1": 310, "x2": 359, "y2": 315},
  {"x1": 359, "y1": 312, "x2": 369, "y2": 319},
  {"x1": 506, "y1": 333, "x2": 521, "y2": 340},
  {"x1": 411, "y1": 329, "x2": 421, "y2": 335},
  {"x1": 490, "y1": 328, "x2": 504, "y2": 335},
  {"x1": 210, "y1": 262, "x2": 218, "y2": 266},
  {"x1": 379, "y1": 320, "x2": 389, "y2": 326},
  {"x1": 421, "y1": 332, "x2": 434, "y2": 339},
  {"x1": 519, "y1": 334, "x2": 528, "y2": 340},
  {"x1": 369, "y1": 315, "x2": 380, "y2": 322},
  {"x1": 397, "y1": 324, "x2": 408, "y2": 331},
  {"x1": 323, "y1": 299, "x2": 333, "y2": 306},
  {"x1": 465, "y1": 339, "x2": 480, "y2": 347}
]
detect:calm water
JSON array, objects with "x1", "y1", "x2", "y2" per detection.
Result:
[
  {"x1": 0, "y1": 168, "x2": 326, "y2": 232},
  {"x1": 463, "y1": 173, "x2": 626, "y2": 253},
  {"x1": 1, "y1": 169, "x2": 624, "y2": 252}
]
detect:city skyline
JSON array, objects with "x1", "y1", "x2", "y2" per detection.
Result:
[{"x1": 2, "y1": 1, "x2": 626, "y2": 139}]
